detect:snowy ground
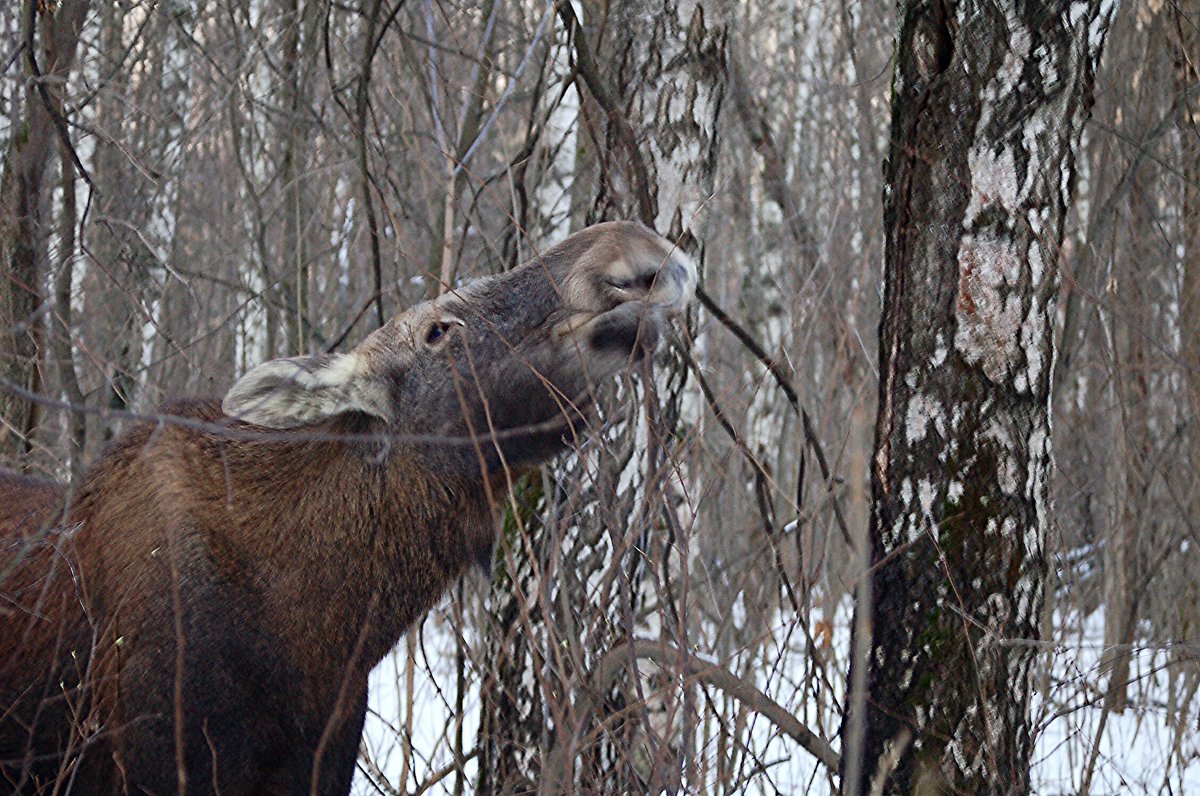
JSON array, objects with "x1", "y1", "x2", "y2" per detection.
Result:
[
  {"x1": 354, "y1": 606, "x2": 1200, "y2": 794},
  {"x1": 1030, "y1": 611, "x2": 1200, "y2": 795},
  {"x1": 358, "y1": 640, "x2": 484, "y2": 793}
]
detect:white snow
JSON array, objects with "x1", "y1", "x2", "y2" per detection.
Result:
[{"x1": 355, "y1": 601, "x2": 1200, "y2": 794}]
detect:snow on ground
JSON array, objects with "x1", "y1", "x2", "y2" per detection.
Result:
[
  {"x1": 357, "y1": 631, "x2": 482, "y2": 794},
  {"x1": 1031, "y1": 610, "x2": 1200, "y2": 795},
  {"x1": 355, "y1": 604, "x2": 1200, "y2": 794}
]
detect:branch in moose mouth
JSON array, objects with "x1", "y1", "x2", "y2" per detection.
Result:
[{"x1": 550, "y1": 301, "x2": 665, "y2": 364}]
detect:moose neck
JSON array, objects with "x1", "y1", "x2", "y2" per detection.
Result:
[
  {"x1": 153, "y1": 407, "x2": 499, "y2": 681},
  {"x1": 66, "y1": 400, "x2": 503, "y2": 695}
]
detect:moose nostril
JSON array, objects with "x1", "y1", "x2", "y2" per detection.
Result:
[{"x1": 659, "y1": 255, "x2": 698, "y2": 306}]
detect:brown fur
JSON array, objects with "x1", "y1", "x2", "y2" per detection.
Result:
[{"x1": 0, "y1": 222, "x2": 695, "y2": 795}]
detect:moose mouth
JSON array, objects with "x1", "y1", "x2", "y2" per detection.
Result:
[{"x1": 584, "y1": 301, "x2": 664, "y2": 360}]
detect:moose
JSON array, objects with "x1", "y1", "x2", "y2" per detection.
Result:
[{"x1": 0, "y1": 221, "x2": 696, "y2": 795}]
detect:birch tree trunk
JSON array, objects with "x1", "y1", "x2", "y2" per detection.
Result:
[
  {"x1": 843, "y1": 1, "x2": 1114, "y2": 793},
  {"x1": 84, "y1": 1, "x2": 186, "y2": 454},
  {"x1": 278, "y1": 0, "x2": 322, "y2": 354},
  {"x1": 476, "y1": 2, "x2": 726, "y2": 792}
]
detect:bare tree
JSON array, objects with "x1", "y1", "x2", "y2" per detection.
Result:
[
  {"x1": 1179, "y1": 0, "x2": 1200, "y2": 487},
  {"x1": 843, "y1": 2, "x2": 1115, "y2": 793},
  {"x1": 3, "y1": 0, "x2": 1200, "y2": 793},
  {"x1": 476, "y1": 1, "x2": 728, "y2": 792},
  {"x1": 0, "y1": 0, "x2": 90, "y2": 467}
]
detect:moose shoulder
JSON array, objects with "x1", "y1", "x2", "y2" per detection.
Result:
[{"x1": 0, "y1": 222, "x2": 696, "y2": 795}]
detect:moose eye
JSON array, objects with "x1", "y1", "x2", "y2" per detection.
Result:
[
  {"x1": 424, "y1": 321, "x2": 457, "y2": 346},
  {"x1": 604, "y1": 273, "x2": 656, "y2": 292}
]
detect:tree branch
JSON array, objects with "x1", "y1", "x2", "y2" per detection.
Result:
[
  {"x1": 728, "y1": 55, "x2": 817, "y2": 260},
  {"x1": 696, "y1": 286, "x2": 855, "y2": 549},
  {"x1": 555, "y1": 0, "x2": 656, "y2": 227}
]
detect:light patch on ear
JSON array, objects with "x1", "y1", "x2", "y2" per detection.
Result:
[{"x1": 222, "y1": 352, "x2": 392, "y2": 429}]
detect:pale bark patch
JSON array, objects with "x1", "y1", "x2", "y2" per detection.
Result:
[{"x1": 954, "y1": 237, "x2": 1023, "y2": 382}]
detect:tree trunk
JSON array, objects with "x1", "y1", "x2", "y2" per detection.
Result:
[
  {"x1": 84, "y1": 0, "x2": 157, "y2": 453},
  {"x1": 843, "y1": 2, "x2": 1114, "y2": 793},
  {"x1": 278, "y1": 0, "x2": 322, "y2": 354},
  {"x1": 0, "y1": 0, "x2": 90, "y2": 466},
  {"x1": 475, "y1": 2, "x2": 726, "y2": 792},
  {"x1": 1102, "y1": 123, "x2": 1157, "y2": 716},
  {"x1": 1178, "y1": 0, "x2": 1200, "y2": 497}
]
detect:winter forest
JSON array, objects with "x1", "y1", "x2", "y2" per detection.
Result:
[{"x1": 1, "y1": 0, "x2": 1198, "y2": 793}]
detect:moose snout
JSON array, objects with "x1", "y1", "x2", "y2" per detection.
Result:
[
  {"x1": 567, "y1": 248, "x2": 694, "y2": 362},
  {"x1": 647, "y1": 252, "x2": 698, "y2": 311}
]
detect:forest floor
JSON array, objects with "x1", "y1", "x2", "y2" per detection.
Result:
[{"x1": 355, "y1": 605, "x2": 1200, "y2": 794}]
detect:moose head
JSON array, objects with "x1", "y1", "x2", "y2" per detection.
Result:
[{"x1": 223, "y1": 220, "x2": 696, "y2": 471}]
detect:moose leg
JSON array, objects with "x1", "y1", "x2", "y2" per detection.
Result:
[
  {"x1": 112, "y1": 644, "x2": 290, "y2": 795},
  {"x1": 300, "y1": 688, "x2": 370, "y2": 796},
  {"x1": 109, "y1": 573, "x2": 293, "y2": 795}
]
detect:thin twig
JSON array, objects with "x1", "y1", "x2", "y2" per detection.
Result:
[{"x1": 695, "y1": 286, "x2": 855, "y2": 549}]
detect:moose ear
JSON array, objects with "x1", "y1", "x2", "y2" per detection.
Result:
[{"x1": 222, "y1": 352, "x2": 392, "y2": 429}]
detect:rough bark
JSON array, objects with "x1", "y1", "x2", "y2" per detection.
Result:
[
  {"x1": 843, "y1": 1, "x2": 1114, "y2": 793},
  {"x1": 278, "y1": 0, "x2": 321, "y2": 354},
  {"x1": 52, "y1": 83, "x2": 86, "y2": 479},
  {"x1": 1179, "y1": 0, "x2": 1200, "y2": 488},
  {"x1": 83, "y1": 0, "x2": 163, "y2": 453},
  {"x1": 1101, "y1": 133, "x2": 1155, "y2": 717},
  {"x1": 1174, "y1": 0, "x2": 1200, "y2": 748},
  {"x1": 474, "y1": 480, "x2": 550, "y2": 795},
  {"x1": 0, "y1": 0, "x2": 90, "y2": 466}
]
